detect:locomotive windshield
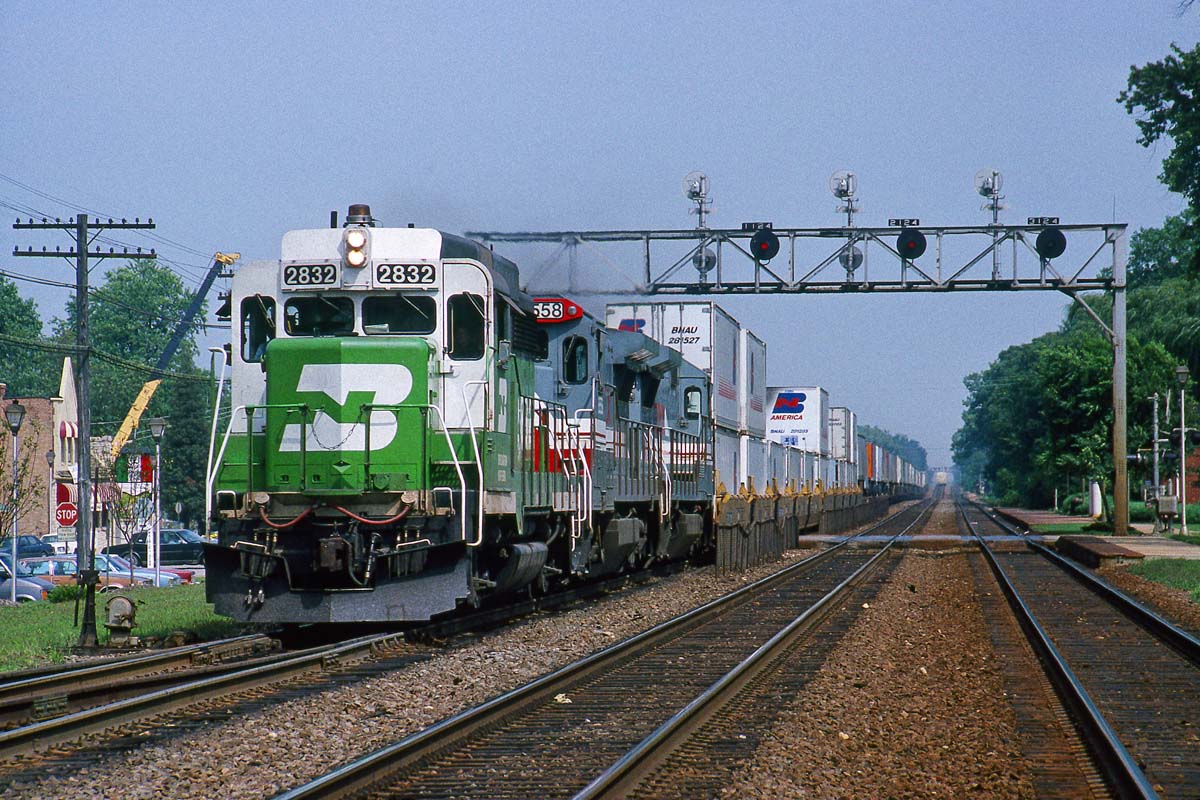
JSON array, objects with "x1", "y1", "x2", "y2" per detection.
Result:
[
  {"x1": 363, "y1": 294, "x2": 437, "y2": 335},
  {"x1": 284, "y1": 296, "x2": 354, "y2": 336},
  {"x1": 240, "y1": 295, "x2": 276, "y2": 362},
  {"x1": 447, "y1": 293, "x2": 485, "y2": 360}
]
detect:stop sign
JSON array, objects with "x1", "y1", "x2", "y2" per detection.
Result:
[{"x1": 56, "y1": 502, "x2": 78, "y2": 527}]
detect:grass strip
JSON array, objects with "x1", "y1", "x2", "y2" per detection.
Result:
[
  {"x1": 0, "y1": 583, "x2": 240, "y2": 673},
  {"x1": 1127, "y1": 558, "x2": 1200, "y2": 604}
]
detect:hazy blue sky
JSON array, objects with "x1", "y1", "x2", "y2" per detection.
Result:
[{"x1": 1, "y1": 2, "x2": 1196, "y2": 465}]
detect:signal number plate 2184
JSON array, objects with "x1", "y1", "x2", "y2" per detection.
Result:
[
  {"x1": 376, "y1": 264, "x2": 437, "y2": 286},
  {"x1": 283, "y1": 264, "x2": 338, "y2": 287}
]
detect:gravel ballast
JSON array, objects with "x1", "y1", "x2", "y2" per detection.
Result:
[
  {"x1": 2, "y1": 548, "x2": 825, "y2": 799},
  {"x1": 722, "y1": 548, "x2": 1037, "y2": 799}
]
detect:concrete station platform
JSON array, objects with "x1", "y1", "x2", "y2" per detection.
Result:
[{"x1": 994, "y1": 507, "x2": 1200, "y2": 565}]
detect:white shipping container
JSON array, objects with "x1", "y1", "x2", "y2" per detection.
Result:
[
  {"x1": 607, "y1": 302, "x2": 741, "y2": 431},
  {"x1": 766, "y1": 386, "x2": 829, "y2": 456},
  {"x1": 830, "y1": 407, "x2": 851, "y2": 461},
  {"x1": 714, "y1": 426, "x2": 741, "y2": 494},
  {"x1": 765, "y1": 440, "x2": 787, "y2": 489},
  {"x1": 739, "y1": 434, "x2": 768, "y2": 493},
  {"x1": 848, "y1": 411, "x2": 857, "y2": 464},
  {"x1": 738, "y1": 329, "x2": 767, "y2": 437}
]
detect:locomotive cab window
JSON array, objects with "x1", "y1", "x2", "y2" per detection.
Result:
[
  {"x1": 362, "y1": 295, "x2": 436, "y2": 334},
  {"x1": 240, "y1": 295, "x2": 276, "y2": 362},
  {"x1": 562, "y1": 336, "x2": 589, "y2": 384},
  {"x1": 284, "y1": 296, "x2": 354, "y2": 337},
  {"x1": 447, "y1": 293, "x2": 485, "y2": 360},
  {"x1": 684, "y1": 386, "x2": 703, "y2": 419}
]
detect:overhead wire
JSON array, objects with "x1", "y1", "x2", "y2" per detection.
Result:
[
  {"x1": 0, "y1": 267, "x2": 229, "y2": 330},
  {"x1": 0, "y1": 178, "x2": 219, "y2": 287},
  {"x1": 0, "y1": 332, "x2": 212, "y2": 384}
]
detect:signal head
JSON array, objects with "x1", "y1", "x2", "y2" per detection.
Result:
[
  {"x1": 1035, "y1": 227, "x2": 1067, "y2": 260},
  {"x1": 682, "y1": 171, "x2": 709, "y2": 201},
  {"x1": 896, "y1": 228, "x2": 926, "y2": 260},
  {"x1": 829, "y1": 170, "x2": 856, "y2": 200},
  {"x1": 750, "y1": 228, "x2": 780, "y2": 262},
  {"x1": 974, "y1": 168, "x2": 1003, "y2": 197}
]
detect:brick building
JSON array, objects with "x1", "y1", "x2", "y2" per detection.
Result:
[{"x1": 0, "y1": 384, "x2": 56, "y2": 542}]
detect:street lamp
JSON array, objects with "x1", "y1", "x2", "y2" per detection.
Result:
[
  {"x1": 147, "y1": 418, "x2": 167, "y2": 587},
  {"x1": 6, "y1": 400, "x2": 26, "y2": 603},
  {"x1": 45, "y1": 449, "x2": 54, "y2": 548},
  {"x1": 1177, "y1": 366, "x2": 1190, "y2": 536}
]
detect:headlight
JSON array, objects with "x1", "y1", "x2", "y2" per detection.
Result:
[{"x1": 344, "y1": 227, "x2": 369, "y2": 268}]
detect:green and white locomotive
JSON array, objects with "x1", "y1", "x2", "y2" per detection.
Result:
[{"x1": 206, "y1": 205, "x2": 713, "y2": 623}]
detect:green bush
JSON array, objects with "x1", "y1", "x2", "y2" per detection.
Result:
[
  {"x1": 47, "y1": 584, "x2": 83, "y2": 603},
  {"x1": 1062, "y1": 493, "x2": 1088, "y2": 516}
]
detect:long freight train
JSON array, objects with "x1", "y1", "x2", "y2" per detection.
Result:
[{"x1": 204, "y1": 205, "x2": 924, "y2": 623}]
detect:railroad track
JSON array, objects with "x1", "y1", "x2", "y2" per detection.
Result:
[
  {"x1": 0, "y1": 546, "x2": 702, "y2": 771},
  {"x1": 0, "y1": 631, "x2": 423, "y2": 769},
  {"x1": 0, "y1": 633, "x2": 281, "y2": 731},
  {"x1": 961, "y1": 497, "x2": 1200, "y2": 799},
  {"x1": 274, "y1": 497, "x2": 935, "y2": 799}
]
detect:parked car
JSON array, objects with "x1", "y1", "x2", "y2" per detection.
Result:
[
  {"x1": 20, "y1": 556, "x2": 146, "y2": 592},
  {"x1": 0, "y1": 557, "x2": 53, "y2": 602},
  {"x1": 102, "y1": 528, "x2": 206, "y2": 566},
  {"x1": 92, "y1": 553, "x2": 183, "y2": 587},
  {"x1": 0, "y1": 534, "x2": 56, "y2": 559}
]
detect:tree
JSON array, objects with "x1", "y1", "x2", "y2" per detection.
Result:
[
  {"x1": 1121, "y1": 43, "x2": 1200, "y2": 269},
  {"x1": 1121, "y1": 42, "x2": 1200, "y2": 212},
  {"x1": 1128, "y1": 210, "x2": 1200, "y2": 285},
  {"x1": 859, "y1": 424, "x2": 928, "y2": 472},
  {"x1": 0, "y1": 419, "x2": 46, "y2": 541},
  {"x1": 94, "y1": 445, "x2": 154, "y2": 584},
  {"x1": 52, "y1": 259, "x2": 211, "y2": 531},
  {"x1": 0, "y1": 276, "x2": 56, "y2": 397},
  {"x1": 952, "y1": 320, "x2": 1175, "y2": 509}
]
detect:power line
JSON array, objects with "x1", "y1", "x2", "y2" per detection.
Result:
[
  {"x1": 0, "y1": 172, "x2": 215, "y2": 259},
  {"x1": 0, "y1": 268, "x2": 229, "y2": 330},
  {"x1": 1, "y1": 189, "x2": 214, "y2": 286},
  {"x1": 0, "y1": 333, "x2": 212, "y2": 383}
]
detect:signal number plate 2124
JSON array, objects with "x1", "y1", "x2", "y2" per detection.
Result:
[{"x1": 376, "y1": 264, "x2": 437, "y2": 286}]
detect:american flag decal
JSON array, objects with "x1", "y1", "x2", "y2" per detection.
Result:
[{"x1": 717, "y1": 379, "x2": 736, "y2": 400}]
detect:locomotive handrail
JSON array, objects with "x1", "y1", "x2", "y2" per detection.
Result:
[
  {"x1": 657, "y1": 427, "x2": 672, "y2": 522},
  {"x1": 572, "y1": 407, "x2": 595, "y2": 533},
  {"x1": 204, "y1": 347, "x2": 229, "y2": 538},
  {"x1": 542, "y1": 404, "x2": 580, "y2": 545},
  {"x1": 209, "y1": 403, "x2": 306, "y2": 503},
  {"x1": 460, "y1": 381, "x2": 488, "y2": 547},
  {"x1": 363, "y1": 402, "x2": 469, "y2": 544},
  {"x1": 211, "y1": 401, "x2": 468, "y2": 542}
]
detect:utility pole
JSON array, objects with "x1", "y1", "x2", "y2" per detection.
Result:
[{"x1": 12, "y1": 214, "x2": 155, "y2": 647}]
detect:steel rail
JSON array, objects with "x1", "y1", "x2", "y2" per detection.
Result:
[
  {"x1": 0, "y1": 634, "x2": 279, "y2": 730},
  {"x1": 969, "y1": 501, "x2": 1200, "y2": 667},
  {"x1": 571, "y1": 501, "x2": 932, "y2": 799},
  {"x1": 0, "y1": 632, "x2": 404, "y2": 759},
  {"x1": 958, "y1": 498, "x2": 1160, "y2": 800},
  {"x1": 274, "y1": 498, "x2": 934, "y2": 800}
]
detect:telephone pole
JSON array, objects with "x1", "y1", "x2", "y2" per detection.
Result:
[{"x1": 12, "y1": 213, "x2": 155, "y2": 647}]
